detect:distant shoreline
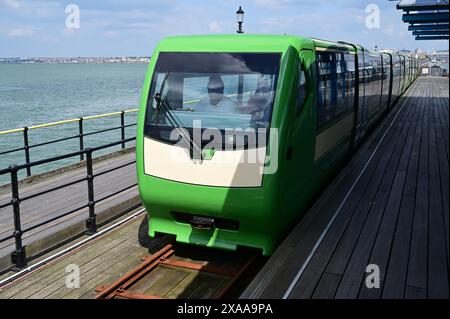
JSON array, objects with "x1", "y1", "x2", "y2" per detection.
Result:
[{"x1": 0, "y1": 57, "x2": 151, "y2": 64}]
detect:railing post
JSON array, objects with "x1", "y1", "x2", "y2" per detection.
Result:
[
  {"x1": 85, "y1": 148, "x2": 97, "y2": 234},
  {"x1": 23, "y1": 127, "x2": 31, "y2": 177},
  {"x1": 120, "y1": 111, "x2": 126, "y2": 149},
  {"x1": 79, "y1": 118, "x2": 84, "y2": 161},
  {"x1": 10, "y1": 165, "x2": 27, "y2": 268}
]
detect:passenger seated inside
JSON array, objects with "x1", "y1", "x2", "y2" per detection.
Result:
[
  {"x1": 247, "y1": 76, "x2": 272, "y2": 128},
  {"x1": 194, "y1": 75, "x2": 239, "y2": 113}
]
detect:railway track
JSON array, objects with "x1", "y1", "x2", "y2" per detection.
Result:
[
  {"x1": 95, "y1": 243, "x2": 259, "y2": 299},
  {"x1": 0, "y1": 208, "x2": 264, "y2": 299}
]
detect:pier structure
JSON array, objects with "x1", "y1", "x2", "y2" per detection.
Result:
[{"x1": 0, "y1": 77, "x2": 448, "y2": 299}]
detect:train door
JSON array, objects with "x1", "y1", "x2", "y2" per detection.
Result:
[
  {"x1": 353, "y1": 47, "x2": 367, "y2": 147},
  {"x1": 280, "y1": 48, "x2": 317, "y2": 219},
  {"x1": 384, "y1": 53, "x2": 393, "y2": 110},
  {"x1": 395, "y1": 54, "x2": 402, "y2": 97},
  {"x1": 406, "y1": 57, "x2": 411, "y2": 86},
  {"x1": 400, "y1": 56, "x2": 406, "y2": 93},
  {"x1": 313, "y1": 46, "x2": 355, "y2": 163}
]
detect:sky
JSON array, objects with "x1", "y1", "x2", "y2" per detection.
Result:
[{"x1": 0, "y1": 0, "x2": 448, "y2": 57}]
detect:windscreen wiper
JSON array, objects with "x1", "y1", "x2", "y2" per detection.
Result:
[{"x1": 153, "y1": 79, "x2": 202, "y2": 160}]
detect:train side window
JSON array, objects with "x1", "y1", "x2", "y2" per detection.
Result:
[
  {"x1": 335, "y1": 53, "x2": 348, "y2": 117},
  {"x1": 316, "y1": 52, "x2": 334, "y2": 128},
  {"x1": 295, "y1": 65, "x2": 308, "y2": 116}
]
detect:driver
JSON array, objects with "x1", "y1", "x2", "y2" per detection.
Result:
[
  {"x1": 247, "y1": 76, "x2": 272, "y2": 128},
  {"x1": 194, "y1": 75, "x2": 239, "y2": 113}
]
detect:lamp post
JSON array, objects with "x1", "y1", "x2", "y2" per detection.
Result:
[{"x1": 236, "y1": 6, "x2": 244, "y2": 34}]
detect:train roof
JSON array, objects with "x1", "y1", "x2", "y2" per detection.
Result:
[
  {"x1": 154, "y1": 34, "x2": 314, "y2": 53},
  {"x1": 152, "y1": 34, "x2": 418, "y2": 60}
]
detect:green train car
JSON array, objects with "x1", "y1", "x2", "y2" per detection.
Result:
[{"x1": 136, "y1": 35, "x2": 418, "y2": 255}]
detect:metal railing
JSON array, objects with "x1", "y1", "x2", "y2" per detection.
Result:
[
  {"x1": 0, "y1": 137, "x2": 137, "y2": 269},
  {"x1": 0, "y1": 109, "x2": 139, "y2": 269},
  {"x1": 0, "y1": 109, "x2": 138, "y2": 177}
]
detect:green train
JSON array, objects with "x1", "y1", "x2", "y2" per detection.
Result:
[{"x1": 136, "y1": 35, "x2": 419, "y2": 256}]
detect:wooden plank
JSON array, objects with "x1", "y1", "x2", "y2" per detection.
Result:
[
  {"x1": 359, "y1": 80, "x2": 426, "y2": 299},
  {"x1": 383, "y1": 79, "x2": 429, "y2": 298},
  {"x1": 373, "y1": 80, "x2": 425, "y2": 299},
  {"x1": 0, "y1": 172, "x2": 136, "y2": 234},
  {"x1": 240, "y1": 85, "x2": 416, "y2": 299},
  {"x1": 311, "y1": 272, "x2": 341, "y2": 299},
  {"x1": 0, "y1": 152, "x2": 135, "y2": 207},
  {"x1": 12, "y1": 229, "x2": 137, "y2": 298},
  {"x1": 433, "y1": 80, "x2": 449, "y2": 264},
  {"x1": 245, "y1": 77, "x2": 449, "y2": 299},
  {"x1": 0, "y1": 215, "x2": 144, "y2": 298},
  {"x1": 345, "y1": 91, "x2": 422, "y2": 299},
  {"x1": 435, "y1": 79, "x2": 449, "y2": 144},
  {"x1": 427, "y1": 80, "x2": 449, "y2": 299},
  {"x1": 166, "y1": 271, "x2": 207, "y2": 299},
  {"x1": 0, "y1": 164, "x2": 135, "y2": 225},
  {"x1": 331, "y1": 92, "x2": 417, "y2": 277},
  {"x1": 405, "y1": 285, "x2": 427, "y2": 299},
  {"x1": 290, "y1": 125, "x2": 408, "y2": 298},
  {"x1": 127, "y1": 267, "x2": 173, "y2": 295},
  {"x1": 143, "y1": 268, "x2": 189, "y2": 297},
  {"x1": 1, "y1": 228, "x2": 134, "y2": 298},
  {"x1": 333, "y1": 82, "x2": 421, "y2": 298},
  {"x1": 0, "y1": 163, "x2": 136, "y2": 244},
  {"x1": 336, "y1": 170, "x2": 408, "y2": 298},
  {"x1": 435, "y1": 84, "x2": 449, "y2": 161},
  {"x1": 246, "y1": 173, "x2": 363, "y2": 299},
  {"x1": 187, "y1": 273, "x2": 228, "y2": 299},
  {"x1": 290, "y1": 89, "x2": 418, "y2": 299},
  {"x1": 0, "y1": 186, "x2": 138, "y2": 258},
  {"x1": 75, "y1": 248, "x2": 150, "y2": 299},
  {"x1": 0, "y1": 153, "x2": 135, "y2": 224},
  {"x1": 50, "y1": 242, "x2": 144, "y2": 298},
  {"x1": 382, "y1": 78, "x2": 429, "y2": 298},
  {"x1": 28, "y1": 235, "x2": 142, "y2": 299}
]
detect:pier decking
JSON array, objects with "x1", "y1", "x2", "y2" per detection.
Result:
[
  {"x1": 0, "y1": 151, "x2": 138, "y2": 266},
  {"x1": 0, "y1": 209, "x2": 256, "y2": 299},
  {"x1": 0, "y1": 211, "x2": 150, "y2": 299},
  {"x1": 0, "y1": 76, "x2": 447, "y2": 299},
  {"x1": 241, "y1": 77, "x2": 449, "y2": 299}
]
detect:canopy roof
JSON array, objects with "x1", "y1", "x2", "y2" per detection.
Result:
[{"x1": 390, "y1": 0, "x2": 449, "y2": 40}]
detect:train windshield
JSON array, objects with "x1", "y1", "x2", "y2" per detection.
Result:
[{"x1": 144, "y1": 52, "x2": 280, "y2": 148}]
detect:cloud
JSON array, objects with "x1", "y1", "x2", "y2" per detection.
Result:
[
  {"x1": 0, "y1": 0, "x2": 446, "y2": 56},
  {"x1": 209, "y1": 21, "x2": 223, "y2": 32},
  {"x1": 105, "y1": 31, "x2": 119, "y2": 39},
  {"x1": 2, "y1": 0, "x2": 21, "y2": 9},
  {"x1": 8, "y1": 27, "x2": 34, "y2": 37},
  {"x1": 249, "y1": 0, "x2": 292, "y2": 10}
]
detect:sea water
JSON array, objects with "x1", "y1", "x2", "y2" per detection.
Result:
[{"x1": 0, "y1": 63, "x2": 148, "y2": 185}]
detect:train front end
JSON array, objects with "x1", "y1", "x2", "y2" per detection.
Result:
[{"x1": 136, "y1": 35, "x2": 296, "y2": 255}]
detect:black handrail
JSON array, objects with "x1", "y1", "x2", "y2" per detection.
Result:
[
  {"x1": 0, "y1": 136, "x2": 137, "y2": 268},
  {"x1": 0, "y1": 109, "x2": 137, "y2": 177}
]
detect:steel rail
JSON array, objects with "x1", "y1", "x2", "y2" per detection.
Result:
[
  {"x1": 95, "y1": 244, "x2": 174, "y2": 299},
  {"x1": 28, "y1": 118, "x2": 80, "y2": 130},
  {"x1": 0, "y1": 108, "x2": 138, "y2": 177},
  {"x1": 95, "y1": 244, "x2": 258, "y2": 299},
  {"x1": 27, "y1": 134, "x2": 80, "y2": 149},
  {"x1": 0, "y1": 109, "x2": 138, "y2": 135},
  {"x1": 0, "y1": 136, "x2": 138, "y2": 267},
  {"x1": 0, "y1": 146, "x2": 26, "y2": 156}
]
